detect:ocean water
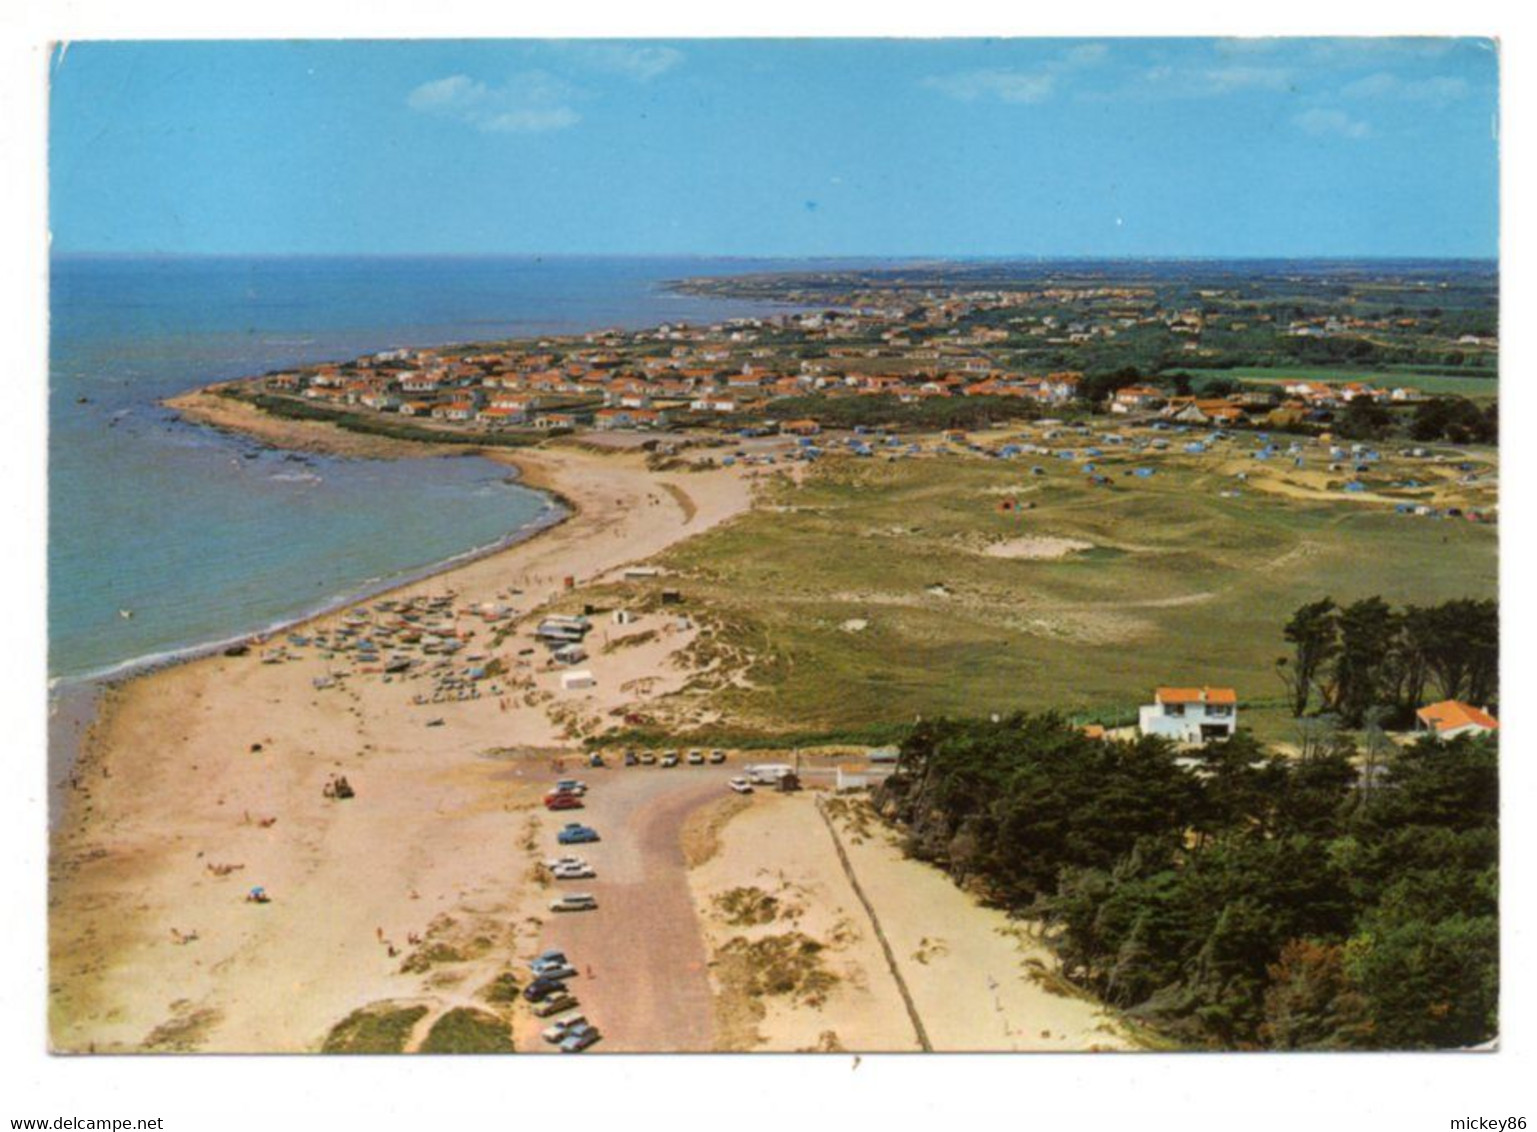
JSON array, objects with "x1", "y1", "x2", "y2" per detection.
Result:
[{"x1": 48, "y1": 255, "x2": 799, "y2": 683}]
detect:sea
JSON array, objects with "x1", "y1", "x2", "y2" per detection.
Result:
[{"x1": 49, "y1": 254, "x2": 806, "y2": 688}]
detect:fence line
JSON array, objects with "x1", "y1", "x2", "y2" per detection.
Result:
[{"x1": 814, "y1": 796, "x2": 932, "y2": 1052}]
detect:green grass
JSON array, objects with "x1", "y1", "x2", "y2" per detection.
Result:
[
  {"x1": 632, "y1": 444, "x2": 1495, "y2": 739},
  {"x1": 321, "y1": 1002, "x2": 430, "y2": 1054},
  {"x1": 1175, "y1": 366, "x2": 1499, "y2": 398},
  {"x1": 476, "y1": 972, "x2": 522, "y2": 1005},
  {"x1": 417, "y1": 1007, "x2": 515, "y2": 1054}
]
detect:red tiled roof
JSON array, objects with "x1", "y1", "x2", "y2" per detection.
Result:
[
  {"x1": 1155, "y1": 686, "x2": 1237, "y2": 705},
  {"x1": 1416, "y1": 700, "x2": 1498, "y2": 733}
]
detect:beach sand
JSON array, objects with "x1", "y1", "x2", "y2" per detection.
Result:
[
  {"x1": 686, "y1": 791, "x2": 1132, "y2": 1053},
  {"x1": 685, "y1": 791, "x2": 922, "y2": 1052},
  {"x1": 48, "y1": 433, "x2": 757, "y2": 1052},
  {"x1": 822, "y1": 797, "x2": 1133, "y2": 1051}
]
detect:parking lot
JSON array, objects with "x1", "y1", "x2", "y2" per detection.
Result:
[{"x1": 515, "y1": 762, "x2": 740, "y2": 1052}]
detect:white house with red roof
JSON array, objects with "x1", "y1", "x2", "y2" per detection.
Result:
[
  {"x1": 1415, "y1": 700, "x2": 1498, "y2": 740},
  {"x1": 1138, "y1": 686, "x2": 1238, "y2": 745}
]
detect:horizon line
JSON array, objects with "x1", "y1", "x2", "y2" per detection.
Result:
[{"x1": 50, "y1": 250, "x2": 1500, "y2": 264}]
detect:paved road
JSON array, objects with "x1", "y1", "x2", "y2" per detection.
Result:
[{"x1": 522, "y1": 764, "x2": 737, "y2": 1053}]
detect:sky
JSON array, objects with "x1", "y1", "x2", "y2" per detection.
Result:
[{"x1": 48, "y1": 37, "x2": 1500, "y2": 258}]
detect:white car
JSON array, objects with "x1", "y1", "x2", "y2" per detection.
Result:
[
  {"x1": 551, "y1": 862, "x2": 596, "y2": 880},
  {"x1": 544, "y1": 855, "x2": 588, "y2": 871},
  {"x1": 728, "y1": 777, "x2": 753, "y2": 794},
  {"x1": 541, "y1": 1014, "x2": 590, "y2": 1044},
  {"x1": 550, "y1": 893, "x2": 598, "y2": 913}
]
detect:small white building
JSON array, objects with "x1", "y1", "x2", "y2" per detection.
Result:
[{"x1": 1138, "y1": 686, "x2": 1238, "y2": 745}]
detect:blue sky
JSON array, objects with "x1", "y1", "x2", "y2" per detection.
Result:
[{"x1": 49, "y1": 38, "x2": 1499, "y2": 258}]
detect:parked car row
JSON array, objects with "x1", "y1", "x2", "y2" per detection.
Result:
[
  {"x1": 522, "y1": 948, "x2": 600, "y2": 1051},
  {"x1": 615, "y1": 748, "x2": 729, "y2": 767},
  {"x1": 539, "y1": 778, "x2": 604, "y2": 1052}
]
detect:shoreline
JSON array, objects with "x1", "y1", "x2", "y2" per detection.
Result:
[
  {"x1": 45, "y1": 499, "x2": 569, "y2": 819},
  {"x1": 47, "y1": 392, "x2": 582, "y2": 823},
  {"x1": 48, "y1": 395, "x2": 762, "y2": 1051}
]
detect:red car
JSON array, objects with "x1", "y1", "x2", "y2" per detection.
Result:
[{"x1": 545, "y1": 793, "x2": 584, "y2": 811}]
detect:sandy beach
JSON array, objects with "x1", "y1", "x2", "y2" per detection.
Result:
[
  {"x1": 684, "y1": 790, "x2": 1131, "y2": 1052},
  {"x1": 49, "y1": 416, "x2": 758, "y2": 1052}
]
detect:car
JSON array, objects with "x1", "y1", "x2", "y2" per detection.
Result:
[
  {"x1": 588, "y1": 753, "x2": 605, "y2": 768},
  {"x1": 545, "y1": 793, "x2": 584, "y2": 811},
  {"x1": 659, "y1": 754, "x2": 679, "y2": 768},
  {"x1": 550, "y1": 893, "x2": 599, "y2": 913},
  {"x1": 639, "y1": 752, "x2": 657, "y2": 765},
  {"x1": 555, "y1": 780, "x2": 588, "y2": 795},
  {"x1": 686, "y1": 750, "x2": 705, "y2": 765},
  {"x1": 552, "y1": 862, "x2": 596, "y2": 880},
  {"x1": 522, "y1": 976, "x2": 569, "y2": 1003},
  {"x1": 530, "y1": 961, "x2": 579, "y2": 981},
  {"x1": 543, "y1": 856, "x2": 586, "y2": 872},
  {"x1": 557, "y1": 825, "x2": 600, "y2": 845},
  {"x1": 560, "y1": 1024, "x2": 601, "y2": 1052},
  {"x1": 728, "y1": 777, "x2": 753, "y2": 794},
  {"x1": 541, "y1": 1014, "x2": 590, "y2": 1044},
  {"x1": 708, "y1": 750, "x2": 727, "y2": 764},
  {"x1": 531, "y1": 994, "x2": 579, "y2": 1018},
  {"x1": 623, "y1": 751, "x2": 639, "y2": 767}
]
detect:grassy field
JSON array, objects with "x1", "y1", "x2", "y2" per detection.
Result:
[
  {"x1": 1176, "y1": 366, "x2": 1499, "y2": 398},
  {"x1": 610, "y1": 436, "x2": 1495, "y2": 746}
]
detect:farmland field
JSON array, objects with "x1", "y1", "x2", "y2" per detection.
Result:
[{"x1": 609, "y1": 434, "x2": 1496, "y2": 745}]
